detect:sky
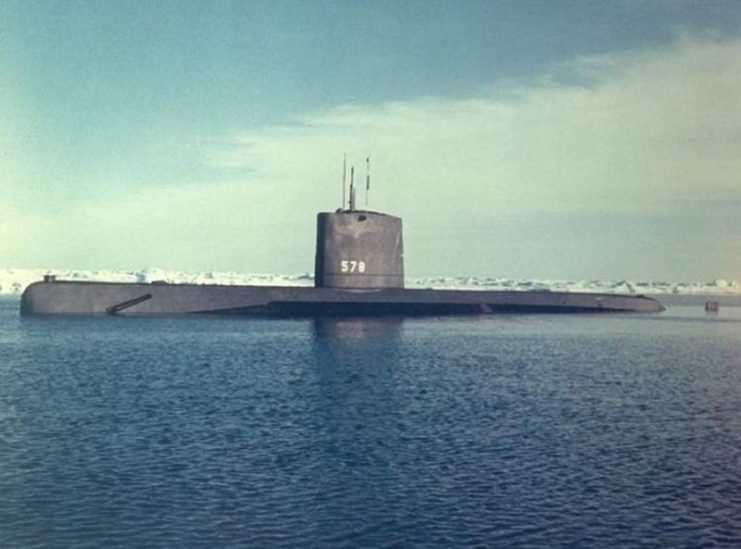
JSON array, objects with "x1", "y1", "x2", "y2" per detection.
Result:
[{"x1": 2, "y1": 0, "x2": 740, "y2": 281}]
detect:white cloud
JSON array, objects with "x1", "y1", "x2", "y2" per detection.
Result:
[
  {"x1": 4, "y1": 35, "x2": 741, "y2": 279},
  {"x1": 207, "y1": 35, "x2": 741, "y2": 217}
]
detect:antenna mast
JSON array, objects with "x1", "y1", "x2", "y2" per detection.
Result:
[
  {"x1": 341, "y1": 153, "x2": 347, "y2": 210},
  {"x1": 365, "y1": 156, "x2": 370, "y2": 209},
  {"x1": 349, "y1": 166, "x2": 355, "y2": 211}
]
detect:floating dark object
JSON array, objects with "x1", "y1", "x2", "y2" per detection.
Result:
[
  {"x1": 20, "y1": 162, "x2": 664, "y2": 317},
  {"x1": 705, "y1": 301, "x2": 719, "y2": 313}
]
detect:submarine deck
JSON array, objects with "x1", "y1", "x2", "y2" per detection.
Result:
[{"x1": 20, "y1": 280, "x2": 665, "y2": 316}]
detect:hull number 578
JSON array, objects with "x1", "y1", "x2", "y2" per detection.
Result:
[{"x1": 340, "y1": 260, "x2": 366, "y2": 273}]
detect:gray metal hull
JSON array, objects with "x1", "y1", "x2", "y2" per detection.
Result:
[{"x1": 20, "y1": 280, "x2": 665, "y2": 316}]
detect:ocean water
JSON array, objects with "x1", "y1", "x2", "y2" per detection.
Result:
[{"x1": 1, "y1": 295, "x2": 740, "y2": 547}]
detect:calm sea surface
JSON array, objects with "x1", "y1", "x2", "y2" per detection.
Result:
[{"x1": 1, "y1": 295, "x2": 740, "y2": 547}]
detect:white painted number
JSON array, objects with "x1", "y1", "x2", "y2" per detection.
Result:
[{"x1": 340, "y1": 260, "x2": 366, "y2": 273}]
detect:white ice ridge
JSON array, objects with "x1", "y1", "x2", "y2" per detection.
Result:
[{"x1": 1, "y1": 268, "x2": 740, "y2": 296}]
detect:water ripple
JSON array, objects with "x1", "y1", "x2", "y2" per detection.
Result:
[{"x1": 1, "y1": 302, "x2": 740, "y2": 546}]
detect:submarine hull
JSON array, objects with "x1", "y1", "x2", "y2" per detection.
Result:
[{"x1": 20, "y1": 280, "x2": 665, "y2": 316}]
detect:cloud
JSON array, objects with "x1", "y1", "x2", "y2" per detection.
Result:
[
  {"x1": 209, "y1": 35, "x2": 741, "y2": 216},
  {"x1": 5, "y1": 35, "x2": 741, "y2": 279}
]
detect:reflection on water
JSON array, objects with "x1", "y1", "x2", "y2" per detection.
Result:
[
  {"x1": 304, "y1": 316, "x2": 409, "y2": 544},
  {"x1": 311, "y1": 317, "x2": 403, "y2": 342}
]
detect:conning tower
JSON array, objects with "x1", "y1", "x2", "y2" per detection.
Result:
[
  {"x1": 314, "y1": 210, "x2": 404, "y2": 289},
  {"x1": 314, "y1": 156, "x2": 404, "y2": 289}
]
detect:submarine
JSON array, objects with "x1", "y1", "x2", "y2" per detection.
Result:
[{"x1": 20, "y1": 161, "x2": 664, "y2": 316}]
